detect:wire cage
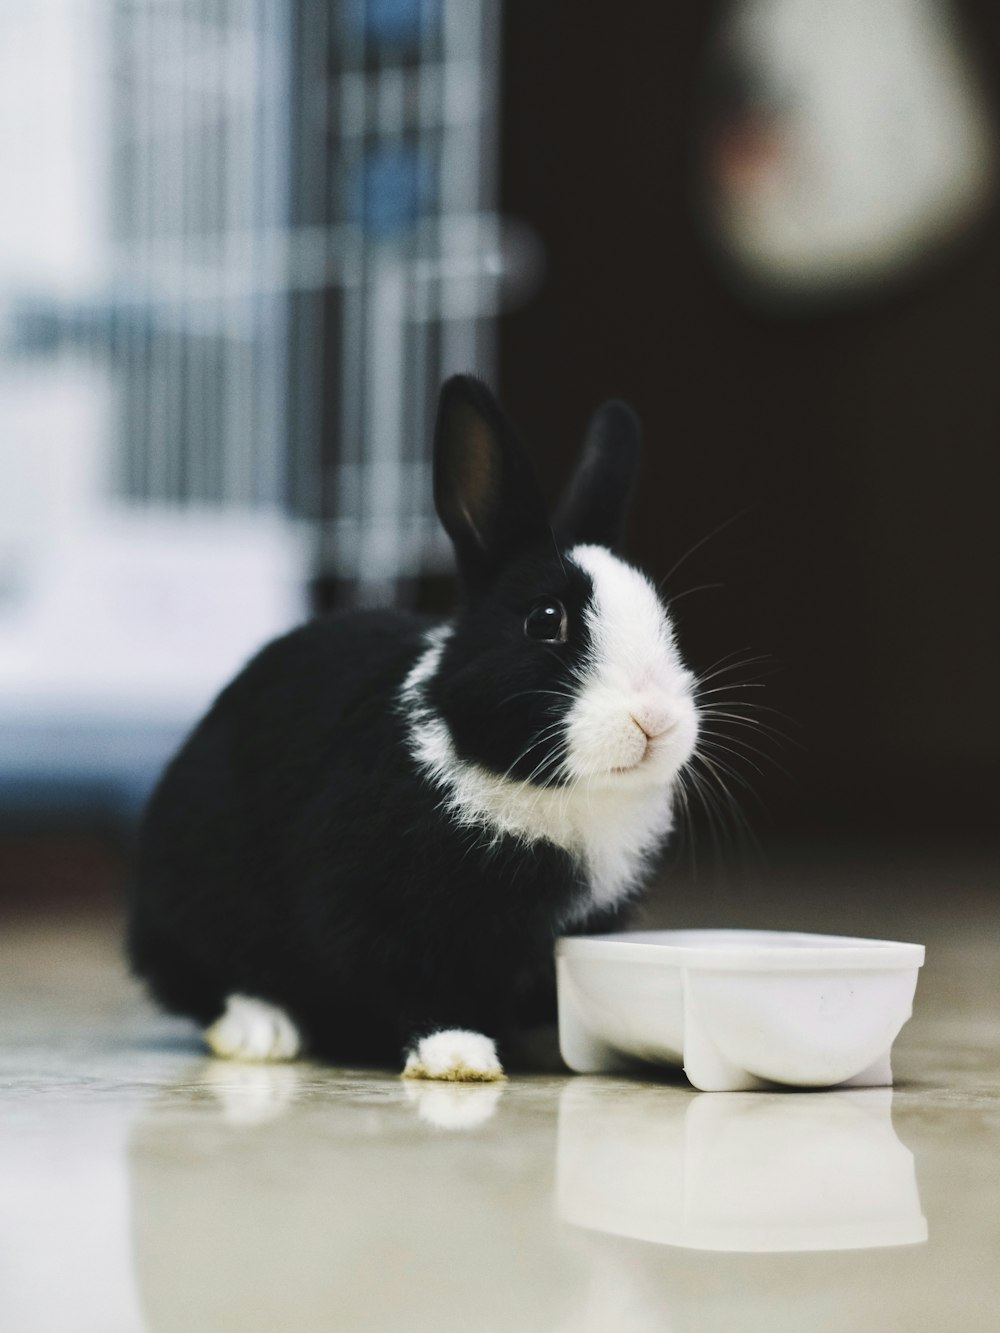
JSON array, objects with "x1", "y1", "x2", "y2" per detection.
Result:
[
  {"x1": 110, "y1": 0, "x2": 513, "y2": 605},
  {"x1": 0, "y1": 0, "x2": 528, "y2": 818}
]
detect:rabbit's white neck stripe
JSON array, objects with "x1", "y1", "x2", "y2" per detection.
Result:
[{"x1": 399, "y1": 623, "x2": 675, "y2": 912}]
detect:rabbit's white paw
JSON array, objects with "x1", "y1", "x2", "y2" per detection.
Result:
[
  {"x1": 204, "y1": 994, "x2": 302, "y2": 1062},
  {"x1": 402, "y1": 1029, "x2": 505, "y2": 1082}
]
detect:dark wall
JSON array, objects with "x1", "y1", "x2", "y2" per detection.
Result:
[{"x1": 498, "y1": 3, "x2": 1000, "y2": 844}]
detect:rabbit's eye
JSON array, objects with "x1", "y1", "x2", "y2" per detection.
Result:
[{"x1": 524, "y1": 599, "x2": 567, "y2": 643}]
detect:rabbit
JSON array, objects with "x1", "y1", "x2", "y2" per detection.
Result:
[{"x1": 127, "y1": 375, "x2": 700, "y2": 1081}]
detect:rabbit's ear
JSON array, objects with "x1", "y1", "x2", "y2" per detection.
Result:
[
  {"x1": 553, "y1": 400, "x2": 642, "y2": 551},
  {"x1": 434, "y1": 376, "x2": 551, "y2": 593}
]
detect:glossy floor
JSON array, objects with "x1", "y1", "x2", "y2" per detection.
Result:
[{"x1": 1, "y1": 852, "x2": 999, "y2": 1333}]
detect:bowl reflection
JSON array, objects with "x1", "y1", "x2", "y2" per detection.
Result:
[{"x1": 557, "y1": 1079, "x2": 927, "y2": 1252}]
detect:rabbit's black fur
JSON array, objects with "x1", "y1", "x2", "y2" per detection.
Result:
[{"x1": 128, "y1": 376, "x2": 699, "y2": 1074}]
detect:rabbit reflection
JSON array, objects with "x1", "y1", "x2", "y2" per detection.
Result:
[{"x1": 127, "y1": 1065, "x2": 583, "y2": 1333}]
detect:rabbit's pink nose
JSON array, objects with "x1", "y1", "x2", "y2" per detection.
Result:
[{"x1": 629, "y1": 702, "x2": 678, "y2": 741}]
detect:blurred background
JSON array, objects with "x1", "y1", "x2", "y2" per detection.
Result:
[{"x1": 1, "y1": 0, "x2": 997, "y2": 920}]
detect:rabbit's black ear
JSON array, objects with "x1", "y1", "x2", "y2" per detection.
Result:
[
  {"x1": 553, "y1": 400, "x2": 642, "y2": 551},
  {"x1": 433, "y1": 375, "x2": 551, "y2": 594}
]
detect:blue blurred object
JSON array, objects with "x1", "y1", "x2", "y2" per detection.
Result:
[
  {"x1": 355, "y1": 0, "x2": 441, "y2": 45},
  {"x1": 0, "y1": 715, "x2": 187, "y2": 825},
  {"x1": 8, "y1": 295, "x2": 157, "y2": 358},
  {"x1": 355, "y1": 143, "x2": 433, "y2": 236}
]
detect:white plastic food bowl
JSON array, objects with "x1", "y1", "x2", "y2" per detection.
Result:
[{"x1": 556, "y1": 929, "x2": 925, "y2": 1091}]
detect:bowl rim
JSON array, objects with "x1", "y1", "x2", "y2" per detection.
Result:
[{"x1": 556, "y1": 928, "x2": 926, "y2": 972}]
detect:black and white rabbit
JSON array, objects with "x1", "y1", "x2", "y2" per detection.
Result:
[{"x1": 128, "y1": 376, "x2": 700, "y2": 1080}]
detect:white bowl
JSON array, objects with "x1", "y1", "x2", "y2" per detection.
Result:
[{"x1": 556, "y1": 929, "x2": 925, "y2": 1091}]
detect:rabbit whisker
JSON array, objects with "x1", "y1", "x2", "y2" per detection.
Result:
[{"x1": 657, "y1": 507, "x2": 751, "y2": 593}]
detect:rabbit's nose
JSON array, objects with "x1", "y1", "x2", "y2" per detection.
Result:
[{"x1": 629, "y1": 701, "x2": 679, "y2": 741}]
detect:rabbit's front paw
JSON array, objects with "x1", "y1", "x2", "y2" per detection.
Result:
[
  {"x1": 204, "y1": 994, "x2": 302, "y2": 1062},
  {"x1": 402, "y1": 1029, "x2": 505, "y2": 1082}
]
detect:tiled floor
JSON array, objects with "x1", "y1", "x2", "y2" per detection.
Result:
[{"x1": 1, "y1": 847, "x2": 998, "y2": 1333}]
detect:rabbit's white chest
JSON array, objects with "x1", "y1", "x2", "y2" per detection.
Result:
[
  {"x1": 464, "y1": 774, "x2": 675, "y2": 915},
  {"x1": 571, "y1": 786, "x2": 676, "y2": 912},
  {"x1": 405, "y1": 709, "x2": 675, "y2": 910}
]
